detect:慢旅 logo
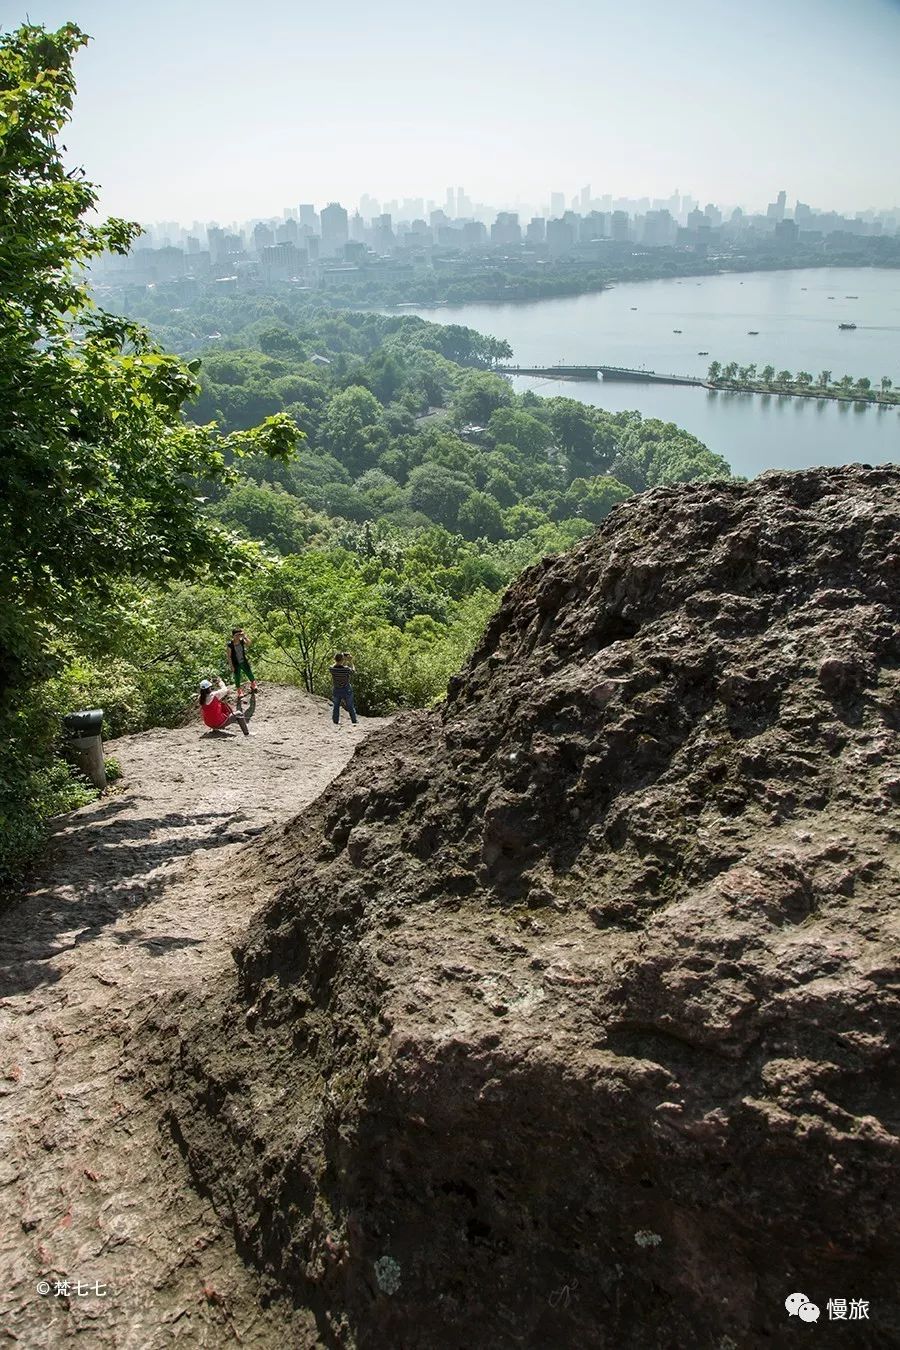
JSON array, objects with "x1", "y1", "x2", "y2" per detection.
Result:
[{"x1": 785, "y1": 1292, "x2": 820, "y2": 1323}]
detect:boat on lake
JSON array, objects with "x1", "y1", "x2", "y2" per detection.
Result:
[
  {"x1": 747, "y1": 330, "x2": 759, "y2": 335},
  {"x1": 698, "y1": 350, "x2": 709, "y2": 355},
  {"x1": 673, "y1": 329, "x2": 682, "y2": 333},
  {"x1": 839, "y1": 322, "x2": 857, "y2": 331}
]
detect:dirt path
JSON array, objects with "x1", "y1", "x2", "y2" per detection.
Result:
[{"x1": 0, "y1": 686, "x2": 385, "y2": 1347}]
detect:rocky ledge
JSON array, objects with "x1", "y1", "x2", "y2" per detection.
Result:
[{"x1": 151, "y1": 465, "x2": 900, "y2": 1348}]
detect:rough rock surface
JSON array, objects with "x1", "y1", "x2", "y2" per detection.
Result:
[{"x1": 154, "y1": 465, "x2": 900, "y2": 1348}]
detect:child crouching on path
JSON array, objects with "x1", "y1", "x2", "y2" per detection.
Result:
[
  {"x1": 330, "y1": 652, "x2": 358, "y2": 725},
  {"x1": 199, "y1": 677, "x2": 251, "y2": 736}
]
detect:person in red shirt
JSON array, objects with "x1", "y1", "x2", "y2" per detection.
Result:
[{"x1": 199, "y1": 677, "x2": 250, "y2": 736}]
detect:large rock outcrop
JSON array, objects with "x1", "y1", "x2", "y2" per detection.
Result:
[{"x1": 153, "y1": 465, "x2": 900, "y2": 1348}]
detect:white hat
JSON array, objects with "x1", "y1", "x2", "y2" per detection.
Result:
[{"x1": 199, "y1": 679, "x2": 212, "y2": 691}]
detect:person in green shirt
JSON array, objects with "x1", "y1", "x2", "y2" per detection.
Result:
[{"x1": 226, "y1": 626, "x2": 257, "y2": 695}]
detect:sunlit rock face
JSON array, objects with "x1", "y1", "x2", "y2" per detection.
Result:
[{"x1": 157, "y1": 465, "x2": 900, "y2": 1349}]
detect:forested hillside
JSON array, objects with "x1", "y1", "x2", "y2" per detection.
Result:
[{"x1": 0, "y1": 21, "x2": 731, "y2": 887}]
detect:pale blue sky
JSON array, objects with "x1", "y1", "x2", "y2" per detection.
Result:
[{"x1": 17, "y1": 0, "x2": 900, "y2": 222}]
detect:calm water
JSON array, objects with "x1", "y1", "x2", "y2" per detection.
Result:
[{"x1": 400, "y1": 268, "x2": 900, "y2": 478}]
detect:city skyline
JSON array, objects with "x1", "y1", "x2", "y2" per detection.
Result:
[
  {"x1": 140, "y1": 186, "x2": 899, "y2": 237},
  {"x1": 18, "y1": 0, "x2": 900, "y2": 221}
]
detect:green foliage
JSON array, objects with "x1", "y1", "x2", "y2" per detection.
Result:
[
  {"x1": 0, "y1": 22, "x2": 297, "y2": 883},
  {"x1": 407, "y1": 463, "x2": 472, "y2": 528},
  {"x1": 213, "y1": 482, "x2": 327, "y2": 554},
  {"x1": 252, "y1": 551, "x2": 383, "y2": 692},
  {"x1": 457, "y1": 490, "x2": 504, "y2": 541},
  {"x1": 451, "y1": 370, "x2": 513, "y2": 425},
  {"x1": 104, "y1": 756, "x2": 123, "y2": 783},
  {"x1": 564, "y1": 475, "x2": 634, "y2": 523}
]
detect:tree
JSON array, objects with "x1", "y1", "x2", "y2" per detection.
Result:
[
  {"x1": 406, "y1": 463, "x2": 471, "y2": 528},
  {"x1": 0, "y1": 23, "x2": 297, "y2": 879},
  {"x1": 854, "y1": 377, "x2": 871, "y2": 395},
  {"x1": 722, "y1": 362, "x2": 739, "y2": 383},
  {"x1": 795, "y1": 371, "x2": 812, "y2": 389},
  {"x1": 257, "y1": 324, "x2": 307, "y2": 359},
  {"x1": 501, "y1": 504, "x2": 549, "y2": 538},
  {"x1": 548, "y1": 400, "x2": 597, "y2": 467},
  {"x1": 457, "y1": 490, "x2": 504, "y2": 541},
  {"x1": 775, "y1": 370, "x2": 793, "y2": 386},
  {"x1": 565, "y1": 476, "x2": 633, "y2": 524},
  {"x1": 214, "y1": 483, "x2": 323, "y2": 554},
  {"x1": 322, "y1": 384, "x2": 383, "y2": 476},
  {"x1": 487, "y1": 407, "x2": 552, "y2": 457},
  {"x1": 818, "y1": 370, "x2": 832, "y2": 389},
  {"x1": 880, "y1": 377, "x2": 893, "y2": 397},
  {"x1": 761, "y1": 365, "x2": 776, "y2": 385},
  {"x1": 707, "y1": 361, "x2": 722, "y2": 383},
  {"x1": 838, "y1": 374, "x2": 854, "y2": 393},
  {"x1": 451, "y1": 370, "x2": 512, "y2": 425},
  {"x1": 252, "y1": 552, "x2": 381, "y2": 692}
]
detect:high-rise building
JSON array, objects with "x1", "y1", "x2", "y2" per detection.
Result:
[
  {"x1": 456, "y1": 186, "x2": 470, "y2": 217},
  {"x1": 610, "y1": 210, "x2": 630, "y2": 242},
  {"x1": 579, "y1": 184, "x2": 591, "y2": 211},
  {"x1": 546, "y1": 217, "x2": 576, "y2": 257},
  {"x1": 253, "y1": 222, "x2": 275, "y2": 252},
  {"x1": 445, "y1": 187, "x2": 456, "y2": 217},
  {"x1": 580, "y1": 211, "x2": 607, "y2": 242},
  {"x1": 550, "y1": 191, "x2": 565, "y2": 217},
  {"x1": 642, "y1": 209, "x2": 676, "y2": 246},
  {"x1": 526, "y1": 216, "x2": 546, "y2": 244},
  {"x1": 260, "y1": 242, "x2": 306, "y2": 282},
  {"x1": 320, "y1": 202, "x2": 349, "y2": 257},
  {"x1": 373, "y1": 213, "x2": 394, "y2": 251},
  {"x1": 491, "y1": 212, "x2": 521, "y2": 246},
  {"x1": 767, "y1": 189, "x2": 787, "y2": 223},
  {"x1": 207, "y1": 226, "x2": 227, "y2": 263},
  {"x1": 276, "y1": 218, "x2": 299, "y2": 244},
  {"x1": 298, "y1": 204, "x2": 318, "y2": 231}
]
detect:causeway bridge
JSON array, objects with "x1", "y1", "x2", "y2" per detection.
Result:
[{"x1": 496, "y1": 363, "x2": 706, "y2": 387}]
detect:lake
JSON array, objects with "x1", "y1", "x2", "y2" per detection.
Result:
[{"x1": 397, "y1": 268, "x2": 900, "y2": 479}]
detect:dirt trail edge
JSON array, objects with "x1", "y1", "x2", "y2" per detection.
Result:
[{"x1": 0, "y1": 685, "x2": 386, "y2": 1348}]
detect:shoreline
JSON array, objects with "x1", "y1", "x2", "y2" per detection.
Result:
[
  {"x1": 375, "y1": 260, "x2": 900, "y2": 315},
  {"x1": 706, "y1": 382, "x2": 899, "y2": 408}
]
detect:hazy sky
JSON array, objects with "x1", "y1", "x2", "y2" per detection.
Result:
[{"x1": 18, "y1": 0, "x2": 900, "y2": 222}]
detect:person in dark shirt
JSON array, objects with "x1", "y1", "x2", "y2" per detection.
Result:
[
  {"x1": 329, "y1": 651, "x2": 358, "y2": 725},
  {"x1": 226, "y1": 626, "x2": 257, "y2": 695}
]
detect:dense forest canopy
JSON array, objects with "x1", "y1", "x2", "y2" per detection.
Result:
[{"x1": 0, "y1": 21, "x2": 733, "y2": 887}]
